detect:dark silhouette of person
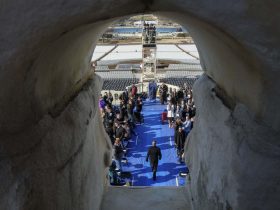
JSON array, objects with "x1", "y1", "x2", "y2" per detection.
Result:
[
  {"x1": 159, "y1": 83, "x2": 168, "y2": 105},
  {"x1": 175, "y1": 126, "x2": 186, "y2": 163},
  {"x1": 146, "y1": 140, "x2": 162, "y2": 180}
]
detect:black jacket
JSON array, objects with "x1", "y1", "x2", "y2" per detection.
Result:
[
  {"x1": 136, "y1": 99, "x2": 143, "y2": 112},
  {"x1": 115, "y1": 126, "x2": 125, "y2": 140},
  {"x1": 175, "y1": 130, "x2": 186, "y2": 150},
  {"x1": 113, "y1": 143, "x2": 123, "y2": 159},
  {"x1": 104, "y1": 111, "x2": 114, "y2": 127},
  {"x1": 146, "y1": 146, "x2": 162, "y2": 164},
  {"x1": 159, "y1": 84, "x2": 168, "y2": 95}
]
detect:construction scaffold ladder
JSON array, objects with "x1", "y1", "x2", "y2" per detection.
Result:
[{"x1": 141, "y1": 22, "x2": 157, "y2": 82}]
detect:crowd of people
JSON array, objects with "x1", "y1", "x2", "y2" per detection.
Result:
[
  {"x1": 158, "y1": 82, "x2": 196, "y2": 163},
  {"x1": 99, "y1": 82, "x2": 195, "y2": 185},
  {"x1": 99, "y1": 84, "x2": 143, "y2": 185},
  {"x1": 163, "y1": 84, "x2": 195, "y2": 163}
]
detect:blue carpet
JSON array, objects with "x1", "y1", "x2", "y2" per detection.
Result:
[{"x1": 122, "y1": 99, "x2": 187, "y2": 186}]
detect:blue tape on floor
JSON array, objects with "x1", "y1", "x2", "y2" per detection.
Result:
[{"x1": 122, "y1": 100, "x2": 187, "y2": 186}]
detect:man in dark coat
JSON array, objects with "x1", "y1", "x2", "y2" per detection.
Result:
[
  {"x1": 175, "y1": 126, "x2": 186, "y2": 163},
  {"x1": 146, "y1": 140, "x2": 162, "y2": 180},
  {"x1": 134, "y1": 96, "x2": 143, "y2": 123},
  {"x1": 104, "y1": 106, "x2": 114, "y2": 128},
  {"x1": 113, "y1": 138, "x2": 124, "y2": 171},
  {"x1": 177, "y1": 88, "x2": 184, "y2": 103},
  {"x1": 159, "y1": 83, "x2": 168, "y2": 104},
  {"x1": 115, "y1": 122, "x2": 125, "y2": 143}
]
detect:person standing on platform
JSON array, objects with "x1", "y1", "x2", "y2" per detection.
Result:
[
  {"x1": 127, "y1": 99, "x2": 134, "y2": 124},
  {"x1": 131, "y1": 84, "x2": 138, "y2": 99},
  {"x1": 175, "y1": 126, "x2": 186, "y2": 163},
  {"x1": 159, "y1": 83, "x2": 168, "y2": 105},
  {"x1": 98, "y1": 94, "x2": 106, "y2": 116},
  {"x1": 152, "y1": 81, "x2": 157, "y2": 100},
  {"x1": 146, "y1": 140, "x2": 162, "y2": 180},
  {"x1": 148, "y1": 81, "x2": 157, "y2": 101},
  {"x1": 183, "y1": 115, "x2": 192, "y2": 137},
  {"x1": 148, "y1": 82, "x2": 153, "y2": 100},
  {"x1": 113, "y1": 138, "x2": 124, "y2": 171},
  {"x1": 134, "y1": 96, "x2": 143, "y2": 123},
  {"x1": 167, "y1": 101, "x2": 175, "y2": 128}
]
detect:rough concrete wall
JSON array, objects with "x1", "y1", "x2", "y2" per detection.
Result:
[
  {"x1": 0, "y1": 1, "x2": 141, "y2": 209},
  {"x1": 154, "y1": 0, "x2": 280, "y2": 130},
  {"x1": 159, "y1": 10, "x2": 263, "y2": 123},
  {"x1": 26, "y1": 20, "x2": 112, "y2": 120},
  {"x1": 0, "y1": 0, "x2": 145, "y2": 134},
  {"x1": 185, "y1": 75, "x2": 280, "y2": 210},
  {"x1": 0, "y1": 76, "x2": 112, "y2": 210}
]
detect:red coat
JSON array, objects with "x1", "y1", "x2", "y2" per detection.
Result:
[{"x1": 161, "y1": 112, "x2": 167, "y2": 121}]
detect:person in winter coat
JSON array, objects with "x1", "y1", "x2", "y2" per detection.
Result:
[
  {"x1": 175, "y1": 126, "x2": 186, "y2": 163},
  {"x1": 146, "y1": 140, "x2": 162, "y2": 180},
  {"x1": 167, "y1": 102, "x2": 175, "y2": 128},
  {"x1": 131, "y1": 84, "x2": 138, "y2": 98},
  {"x1": 113, "y1": 138, "x2": 124, "y2": 171}
]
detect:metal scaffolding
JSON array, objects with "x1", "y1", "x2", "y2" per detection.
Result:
[{"x1": 141, "y1": 22, "x2": 157, "y2": 82}]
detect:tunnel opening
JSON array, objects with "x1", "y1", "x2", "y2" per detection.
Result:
[
  {"x1": 1, "y1": 2, "x2": 279, "y2": 210},
  {"x1": 38, "y1": 11, "x2": 276, "y2": 209},
  {"x1": 92, "y1": 14, "x2": 201, "y2": 187}
]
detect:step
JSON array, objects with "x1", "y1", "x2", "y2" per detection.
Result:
[{"x1": 101, "y1": 186, "x2": 190, "y2": 210}]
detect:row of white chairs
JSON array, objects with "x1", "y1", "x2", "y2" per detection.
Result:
[
  {"x1": 168, "y1": 64, "x2": 202, "y2": 70},
  {"x1": 96, "y1": 71, "x2": 202, "y2": 79},
  {"x1": 95, "y1": 65, "x2": 109, "y2": 71},
  {"x1": 160, "y1": 77, "x2": 198, "y2": 87},
  {"x1": 96, "y1": 71, "x2": 135, "y2": 79},
  {"x1": 102, "y1": 78, "x2": 139, "y2": 91},
  {"x1": 116, "y1": 64, "x2": 141, "y2": 69},
  {"x1": 165, "y1": 70, "x2": 203, "y2": 77}
]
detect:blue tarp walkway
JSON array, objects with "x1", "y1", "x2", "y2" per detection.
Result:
[{"x1": 122, "y1": 99, "x2": 187, "y2": 186}]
